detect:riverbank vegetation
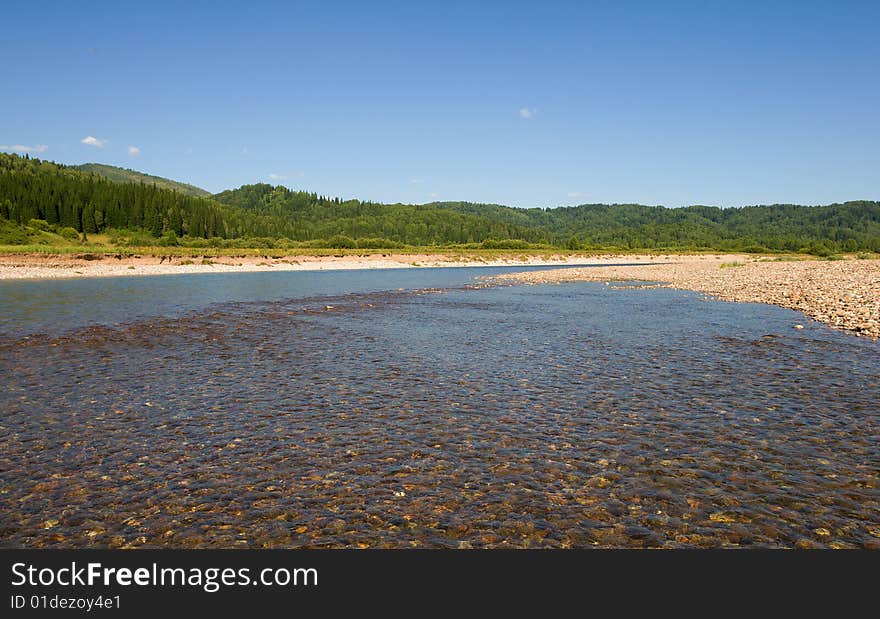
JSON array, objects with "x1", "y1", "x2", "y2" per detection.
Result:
[{"x1": 2, "y1": 153, "x2": 878, "y2": 256}]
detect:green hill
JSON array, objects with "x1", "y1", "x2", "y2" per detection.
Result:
[
  {"x1": 433, "y1": 201, "x2": 880, "y2": 253},
  {"x1": 74, "y1": 163, "x2": 211, "y2": 198},
  {"x1": 212, "y1": 184, "x2": 545, "y2": 246},
  {"x1": 1, "y1": 153, "x2": 878, "y2": 254},
  {"x1": 1, "y1": 154, "x2": 295, "y2": 243}
]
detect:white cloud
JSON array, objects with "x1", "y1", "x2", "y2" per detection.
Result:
[
  {"x1": 567, "y1": 191, "x2": 585, "y2": 198},
  {"x1": 0, "y1": 144, "x2": 48, "y2": 154},
  {"x1": 127, "y1": 145, "x2": 141, "y2": 156},
  {"x1": 81, "y1": 136, "x2": 106, "y2": 148},
  {"x1": 429, "y1": 192, "x2": 438, "y2": 198},
  {"x1": 519, "y1": 107, "x2": 537, "y2": 119},
  {"x1": 268, "y1": 171, "x2": 304, "y2": 181},
  {"x1": 410, "y1": 178, "x2": 424, "y2": 184}
]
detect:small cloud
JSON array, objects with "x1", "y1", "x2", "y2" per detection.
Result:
[
  {"x1": 567, "y1": 191, "x2": 585, "y2": 198},
  {"x1": 242, "y1": 146, "x2": 249, "y2": 155},
  {"x1": 268, "y1": 171, "x2": 304, "y2": 181},
  {"x1": 81, "y1": 136, "x2": 106, "y2": 148},
  {"x1": 429, "y1": 192, "x2": 438, "y2": 198},
  {"x1": 519, "y1": 107, "x2": 537, "y2": 119},
  {"x1": 410, "y1": 178, "x2": 424, "y2": 184},
  {"x1": 127, "y1": 145, "x2": 141, "y2": 156},
  {"x1": 0, "y1": 144, "x2": 48, "y2": 154}
]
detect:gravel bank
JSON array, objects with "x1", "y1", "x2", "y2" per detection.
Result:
[
  {"x1": 0, "y1": 252, "x2": 669, "y2": 280},
  {"x1": 492, "y1": 257, "x2": 880, "y2": 339}
]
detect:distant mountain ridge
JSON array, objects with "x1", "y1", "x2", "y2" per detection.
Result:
[{"x1": 74, "y1": 163, "x2": 211, "y2": 198}]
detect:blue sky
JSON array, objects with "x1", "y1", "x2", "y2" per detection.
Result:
[{"x1": 1, "y1": 0, "x2": 878, "y2": 207}]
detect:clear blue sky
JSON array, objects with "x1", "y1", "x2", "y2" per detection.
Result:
[{"x1": 2, "y1": 0, "x2": 878, "y2": 207}]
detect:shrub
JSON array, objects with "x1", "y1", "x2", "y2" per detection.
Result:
[
  {"x1": 313, "y1": 235, "x2": 358, "y2": 249},
  {"x1": 158, "y1": 231, "x2": 179, "y2": 246},
  {"x1": 481, "y1": 238, "x2": 532, "y2": 250},
  {"x1": 125, "y1": 231, "x2": 158, "y2": 246},
  {"x1": 356, "y1": 237, "x2": 404, "y2": 249},
  {"x1": 58, "y1": 227, "x2": 81, "y2": 241},
  {"x1": 27, "y1": 219, "x2": 51, "y2": 231},
  {"x1": 0, "y1": 219, "x2": 31, "y2": 244},
  {"x1": 181, "y1": 236, "x2": 209, "y2": 248}
]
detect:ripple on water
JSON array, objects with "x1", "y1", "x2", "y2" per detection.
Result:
[{"x1": 0, "y1": 280, "x2": 878, "y2": 548}]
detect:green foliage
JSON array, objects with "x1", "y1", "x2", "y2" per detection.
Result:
[
  {"x1": 27, "y1": 218, "x2": 50, "y2": 231},
  {"x1": 354, "y1": 237, "x2": 405, "y2": 249},
  {"x1": 434, "y1": 200, "x2": 880, "y2": 252},
  {"x1": 0, "y1": 153, "x2": 297, "y2": 242},
  {"x1": 2, "y1": 153, "x2": 878, "y2": 252},
  {"x1": 0, "y1": 218, "x2": 31, "y2": 244},
  {"x1": 480, "y1": 239, "x2": 534, "y2": 249},
  {"x1": 212, "y1": 184, "x2": 545, "y2": 246},
  {"x1": 158, "y1": 230, "x2": 179, "y2": 246},
  {"x1": 58, "y1": 227, "x2": 80, "y2": 241}
]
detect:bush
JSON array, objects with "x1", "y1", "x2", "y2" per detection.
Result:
[
  {"x1": 181, "y1": 236, "x2": 209, "y2": 248},
  {"x1": 0, "y1": 219, "x2": 31, "y2": 244},
  {"x1": 481, "y1": 238, "x2": 532, "y2": 250},
  {"x1": 356, "y1": 237, "x2": 404, "y2": 249},
  {"x1": 125, "y1": 230, "x2": 158, "y2": 246},
  {"x1": 27, "y1": 218, "x2": 51, "y2": 231},
  {"x1": 805, "y1": 243, "x2": 835, "y2": 257},
  {"x1": 158, "y1": 231, "x2": 179, "y2": 246},
  {"x1": 310, "y1": 235, "x2": 358, "y2": 249},
  {"x1": 58, "y1": 227, "x2": 81, "y2": 241}
]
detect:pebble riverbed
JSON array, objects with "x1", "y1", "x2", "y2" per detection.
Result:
[{"x1": 1, "y1": 274, "x2": 878, "y2": 548}]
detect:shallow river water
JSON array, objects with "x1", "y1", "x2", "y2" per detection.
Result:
[{"x1": 1, "y1": 266, "x2": 878, "y2": 548}]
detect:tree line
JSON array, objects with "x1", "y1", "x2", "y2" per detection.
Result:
[{"x1": 1, "y1": 153, "x2": 878, "y2": 252}]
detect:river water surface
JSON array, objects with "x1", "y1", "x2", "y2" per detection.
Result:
[{"x1": 1, "y1": 266, "x2": 878, "y2": 548}]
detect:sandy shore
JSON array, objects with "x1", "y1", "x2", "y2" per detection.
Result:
[
  {"x1": 492, "y1": 255, "x2": 880, "y2": 339},
  {"x1": 0, "y1": 251, "x2": 673, "y2": 280}
]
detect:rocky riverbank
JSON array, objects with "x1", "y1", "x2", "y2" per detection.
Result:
[{"x1": 492, "y1": 256, "x2": 880, "y2": 339}]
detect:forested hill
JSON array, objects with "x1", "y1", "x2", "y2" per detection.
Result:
[
  {"x1": 212, "y1": 184, "x2": 542, "y2": 245},
  {"x1": 0, "y1": 154, "x2": 294, "y2": 240},
  {"x1": 0, "y1": 153, "x2": 878, "y2": 252},
  {"x1": 431, "y1": 201, "x2": 880, "y2": 252},
  {"x1": 0, "y1": 155, "x2": 538, "y2": 246},
  {"x1": 74, "y1": 163, "x2": 211, "y2": 197}
]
